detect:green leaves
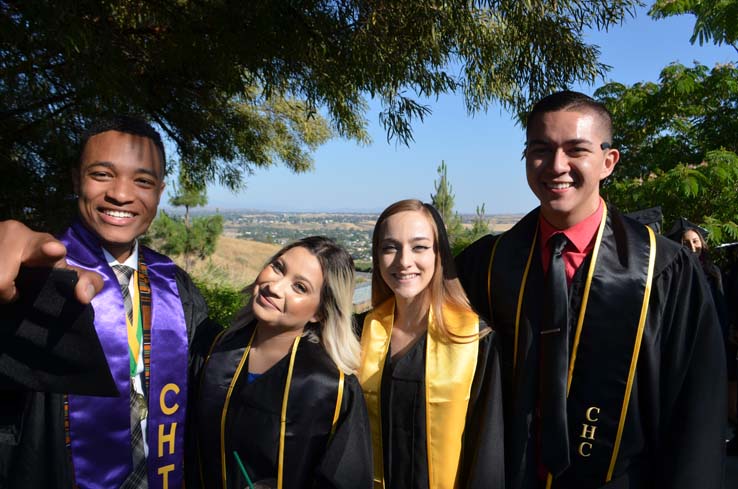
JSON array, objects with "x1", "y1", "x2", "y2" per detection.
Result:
[
  {"x1": 430, "y1": 160, "x2": 490, "y2": 254},
  {"x1": 597, "y1": 62, "x2": 738, "y2": 180},
  {"x1": 2, "y1": 0, "x2": 641, "y2": 227},
  {"x1": 192, "y1": 278, "x2": 247, "y2": 328},
  {"x1": 650, "y1": 0, "x2": 738, "y2": 49},
  {"x1": 604, "y1": 150, "x2": 738, "y2": 245}
]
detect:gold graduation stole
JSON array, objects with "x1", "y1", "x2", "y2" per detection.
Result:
[{"x1": 358, "y1": 298, "x2": 479, "y2": 489}]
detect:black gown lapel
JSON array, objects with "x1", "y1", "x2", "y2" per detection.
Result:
[
  {"x1": 489, "y1": 206, "x2": 654, "y2": 489},
  {"x1": 489, "y1": 208, "x2": 543, "y2": 489},
  {"x1": 561, "y1": 208, "x2": 652, "y2": 487},
  {"x1": 282, "y1": 338, "x2": 342, "y2": 489}
]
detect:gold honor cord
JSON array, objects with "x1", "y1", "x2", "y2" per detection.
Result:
[
  {"x1": 567, "y1": 202, "x2": 608, "y2": 393},
  {"x1": 278, "y1": 336, "x2": 302, "y2": 489},
  {"x1": 486, "y1": 235, "x2": 503, "y2": 323},
  {"x1": 220, "y1": 328, "x2": 257, "y2": 489},
  {"x1": 606, "y1": 226, "x2": 656, "y2": 482},
  {"x1": 513, "y1": 227, "x2": 539, "y2": 373},
  {"x1": 330, "y1": 371, "x2": 345, "y2": 438}
]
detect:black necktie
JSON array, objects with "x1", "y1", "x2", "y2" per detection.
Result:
[{"x1": 540, "y1": 232, "x2": 571, "y2": 477}]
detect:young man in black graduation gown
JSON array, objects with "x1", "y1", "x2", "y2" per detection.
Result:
[
  {"x1": 456, "y1": 91, "x2": 726, "y2": 489},
  {"x1": 0, "y1": 117, "x2": 216, "y2": 489}
]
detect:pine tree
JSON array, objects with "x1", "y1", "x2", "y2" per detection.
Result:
[
  {"x1": 146, "y1": 172, "x2": 223, "y2": 271},
  {"x1": 430, "y1": 160, "x2": 463, "y2": 243}
]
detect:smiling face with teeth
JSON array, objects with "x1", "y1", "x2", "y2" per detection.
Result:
[
  {"x1": 525, "y1": 109, "x2": 619, "y2": 229},
  {"x1": 74, "y1": 130, "x2": 165, "y2": 262},
  {"x1": 377, "y1": 210, "x2": 437, "y2": 307}
]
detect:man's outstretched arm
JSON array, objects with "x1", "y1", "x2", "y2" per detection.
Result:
[{"x1": 0, "y1": 220, "x2": 103, "y2": 304}]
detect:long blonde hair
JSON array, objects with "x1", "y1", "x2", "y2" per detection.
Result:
[
  {"x1": 233, "y1": 236, "x2": 360, "y2": 374},
  {"x1": 371, "y1": 199, "x2": 484, "y2": 342}
]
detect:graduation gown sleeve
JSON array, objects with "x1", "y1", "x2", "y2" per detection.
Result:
[
  {"x1": 314, "y1": 374, "x2": 373, "y2": 489},
  {"x1": 455, "y1": 234, "x2": 499, "y2": 323},
  {"x1": 639, "y1": 244, "x2": 726, "y2": 489},
  {"x1": 0, "y1": 263, "x2": 210, "y2": 489},
  {"x1": 460, "y1": 329, "x2": 506, "y2": 489}
]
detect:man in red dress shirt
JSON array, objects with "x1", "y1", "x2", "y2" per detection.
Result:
[{"x1": 456, "y1": 90, "x2": 726, "y2": 489}]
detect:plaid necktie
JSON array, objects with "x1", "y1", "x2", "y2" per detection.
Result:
[
  {"x1": 112, "y1": 265, "x2": 134, "y2": 325},
  {"x1": 112, "y1": 265, "x2": 148, "y2": 488},
  {"x1": 121, "y1": 384, "x2": 148, "y2": 489}
]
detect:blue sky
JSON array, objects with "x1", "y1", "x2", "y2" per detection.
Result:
[{"x1": 165, "y1": 5, "x2": 736, "y2": 215}]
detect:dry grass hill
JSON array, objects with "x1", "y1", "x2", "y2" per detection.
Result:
[{"x1": 171, "y1": 236, "x2": 281, "y2": 288}]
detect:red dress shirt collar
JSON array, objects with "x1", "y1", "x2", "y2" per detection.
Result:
[{"x1": 539, "y1": 199, "x2": 604, "y2": 281}]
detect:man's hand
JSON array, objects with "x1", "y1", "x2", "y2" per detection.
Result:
[{"x1": 0, "y1": 220, "x2": 103, "y2": 304}]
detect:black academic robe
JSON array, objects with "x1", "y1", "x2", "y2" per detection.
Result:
[
  {"x1": 356, "y1": 315, "x2": 505, "y2": 489},
  {"x1": 0, "y1": 267, "x2": 211, "y2": 489},
  {"x1": 187, "y1": 321, "x2": 373, "y2": 489},
  {"x1": 456, "y1": 205, "x2": 726, "y2": 489}
]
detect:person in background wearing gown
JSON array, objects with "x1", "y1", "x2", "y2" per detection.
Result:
[
  {"x1": 187, "y1": 236, "x2": 373, "y2": 489},
  {"x1": 668, "y1": 220, "x2": 734, "y2": 457},
  {"x1": 357, "y1": 199, "x2": 505, "y2": 489},
  {"x1": 666, "y1": 221, "x2": 730, "y2": 341},
  {"x1": 456, "y1": 90, "x2": 726, "y2": 489}
]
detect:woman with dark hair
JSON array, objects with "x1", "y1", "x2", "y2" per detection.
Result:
[
  {"x1": 668, "y1": 220, "x2": 729, "y2": 339},
  {"x1": 669, "y1": 220, "x2": 735, "y2": 455},
  {"x1": 188, "y1": 236, "x2": 372, "y2": 489},
  {"x1": 357, "y1": 199, "x2": 504, "y2": 489}
]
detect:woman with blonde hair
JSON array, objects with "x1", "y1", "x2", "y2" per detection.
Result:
[
  {"x1": 188, "y1": 236, "x2": 372, "y2": 489},
  {"x1": 357, "y1": 199, "x2": 504, "y2": 489}
]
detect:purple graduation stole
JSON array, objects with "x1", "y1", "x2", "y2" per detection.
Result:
[{"x1": 60, "y1": 220, "x2": 188, "y2": 489}]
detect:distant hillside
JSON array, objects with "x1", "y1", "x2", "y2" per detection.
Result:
[
  {"x1": 167, "y1": 210, "x2": 523, "y2": 288},
  {"x1": 171, "y1": 236, "x2": 281, "y2": 288}
]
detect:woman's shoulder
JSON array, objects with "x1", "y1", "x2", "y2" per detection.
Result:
[
  {"x1": 353, "y1": 310, "x2": 369, "y2": 337},
  {"x1": 297, "y1": 334, "x2": 356, "y2": 378},
  {"x1": 476, "y1": 316, "x2": 500, "y2": 348}
]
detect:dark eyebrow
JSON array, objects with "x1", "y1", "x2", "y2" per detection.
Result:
[
  {"x1": 565, "y1": 138, "x2": 595, "y2": 146},
  {"x1": 85, "y1": 161, "x2": 160, "y2": 180},
  {"x1": 293, "y1": 274, "x2": 315, "y2": 291},
  {"x1": 85, "y1": 161, "x2": 115, "y2": 170},
  {"x1": 526, "y1": 138, "x2": 595, "y2": 146},
  {"x1": 381, "y1": 236, "x2": 432, "y2": 244}
]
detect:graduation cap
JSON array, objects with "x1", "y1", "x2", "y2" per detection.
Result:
[
  {"x1": 0, "y1": 268, "x2": 117, "y2": 396},
  {"x1": 666, "y1": 217, "x2": 709, "y2": 242},
  {"x1": 625, "y1": 206, "x2": 663, "y2": 234}
]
